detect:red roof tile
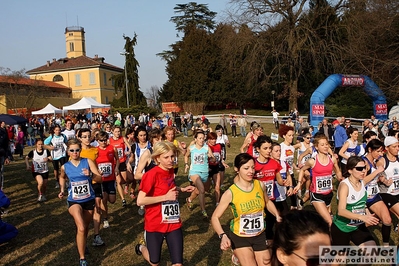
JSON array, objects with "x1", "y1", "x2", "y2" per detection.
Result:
[
  {"x1": 26, "y1": 56, "x2": 123, "y2": 74},
  {"x1": 0, "y1": 75, "x2": 71, "y2": 92}
]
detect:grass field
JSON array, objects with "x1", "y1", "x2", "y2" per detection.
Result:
[{"x1": 0, "y1": 121, "x2": 396, "y2": 266}]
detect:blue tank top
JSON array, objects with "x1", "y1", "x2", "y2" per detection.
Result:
[
  {"x1": 189, "y1": 144, "x2": 209, "y2": 173},
  {"x1": 64, "y1": 158, "x2": 95, "y2": 203}
]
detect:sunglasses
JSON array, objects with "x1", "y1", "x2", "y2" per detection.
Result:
[
  {"x1": 98, "y1": 139, "x2": 107, "y2": 142},
  {"x1": 354, "y1": 166, "x2": 367, "y2": 171},
  {"x1": 305, "y1": 137, "x2": 311, "y2": 139},
  {"x1": 69, "y1": 149, "x2": 81, "y2": 153},
  {"x1": 292, "y1": 252, "x2": 320, "y2": 266}
]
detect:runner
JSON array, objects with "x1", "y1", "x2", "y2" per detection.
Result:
[
  {"x1": 163, "y1": 126, "x2": 187, "y2": 175},
  {"x1": 240, "y1": 122, "x2": 263, "y2": 159},
  {"x1": 109, "y1": 126, "x2": 132, "y2": 207},
  {"x1": 135, "y1": 141, "x2": 195, "y2": 265},
  {"x1": 77, "y1": 128, "x2": 103, "y2": 247},
  {"x1": 211, "y1": 153, "x2": 281, "y2": 266},
  {"x1": 96, "y1": 131, "x2": 119, "y2": 230},
  {"x1": 331, "y1": 156, "x2": 379, "y2": 246},
  {"x1": 252, "y1": 135, "x2": 286, "y2": 244},
  {"x1": 376, "y1": 136, "x2": 399, "y2": 233},
  {"x1": 270, "y1": 210, "x2": 330, "y2": 266},
  {"x1": 294, "y1": 134, "x2": 343, "y2": 225},
  {"x1": 185, "y1": 130, "x2": 215, "y2": 220},
  {"x1": 25, "y1": 139, "x2": 52, "y2": 202},
  {"x1": 293, "y1": 132, "x2": 313, "y2": 208},
  {"x1": 58, "y1": 139, "x2": 102, "y2": 266},
  {"x1": 363, "y1": 139, "x2": 392, "y2": 247},
  {"x1": 44, "y1": 124, "x2": 68, "y2": 188},
  {"x1": 207, "y1": 132, "x2": 229, "y2": 206},
  {"x1": 279, "y1": 125, "x2": 298, "y2": 209},
  {"x1": 215, "y1": 125, "x2": 230, "y2": 190},
  {"x1": 338, "y1": 127, "x2": 359, "y2": 175}
]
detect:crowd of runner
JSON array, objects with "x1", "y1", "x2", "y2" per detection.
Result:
[{"x1": 1, "y1": 112, "x2": 399, "y2": 265}]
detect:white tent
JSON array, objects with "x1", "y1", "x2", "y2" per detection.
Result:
[
  {"x1": 63, "y1": 97, "x2": 110, "y2": 111},
  {"x1": 32, "y1": 103, "x2": 63, "y2": 115}
]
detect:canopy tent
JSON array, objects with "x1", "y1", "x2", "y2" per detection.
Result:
[
  {"x1": 31, "y1": 103, "x2": 63, "y2": 115},
  {"x1": 63, "y1": 97, "x2": 110, "y2": 111}
]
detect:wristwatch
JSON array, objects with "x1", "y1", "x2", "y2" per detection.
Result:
[{"x1": 219, "y1": 233, "x2": 226, "y2": 239}]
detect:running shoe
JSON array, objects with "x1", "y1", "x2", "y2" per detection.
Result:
[
  {"x1": 231, "y1": 254, "x2": 240, "y2": 266},
  {"x1": 41, "y1": 195, "x2": 47, "y2": 202},
  {"x1": 37, "y1": 195, "x2": 43, "y2": 202},
  {"x1": 103, "y1": 219, "x2": 110, "y2": 229},
  {"x1": 395, "y1": 224, "x2": 398, "y2": 232},
  {"x1": 55, "y1": 182, "x2": 60, "y2": 189},
  {"x1": 130, "y1": 192, "x2": 136, "y2": 200},
  {"x1": 124, "y1": 185, "x2": 129, "y2": 195},
  {"x1": 92, "y1": 235, "x2": 105, "y2": 246},
  {"x1": 135, "y1": 238, "x2": 146, "y2": 256},
  {"x1": 79, "y1": 258, "x2": 88, "y2": 266},
  {"x1": 202, "y1": 210, "x2": 209, "y2": 221},
  {"x1": 296, "y1": 196, "x2": 303, "y2": 210},
  {"x1": 186, "y1": 197, "x2": 193, "y2": 210},
  {"x1": 122, "y1": 199, "x2": 127, "y2": 207}
]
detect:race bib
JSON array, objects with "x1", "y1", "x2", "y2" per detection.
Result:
[
  {"x1": 348, "y1": 207, "x2": 365, "y2": 226},
  {"x1": 98, "y1": 162, "x2": 112, "y2": 177},
  {"x1": 213, "y1": 152, "x2": 221, "y2": 163},
  {"x1": 71, "y1": 180, "x2": 91, "y2": 200},
  {"x1": 263, "y1": 180, "x2": 274, "y2": 199},
  {"x1": 366, "y1": 182, "x2": 379, "y2": 199},
  {"x1": 161, "y1": 201, "x2": 180, "y2": 223},
  {"x1": 252, "y1": 147, "x2": 259, "y2": 158},
  {"x1": 33, "y1": 161, "x2": 48, "y2": 173},
  {"x1": 315, "y1": 175, "x2": 333, "y2": 194},
  {"x1": 116, "y1": 148, "x2": 123, "y2": 159},
  {"x1": 388, "y1": 176, "x2": 399, "y2": 195},
  {"x1": 239, "y1": 212, "x2": 264, "y2": 236}
]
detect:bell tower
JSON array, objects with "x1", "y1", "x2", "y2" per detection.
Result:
[{"x1": 65, "y1": 26, "x2": 86, "y2": 58}]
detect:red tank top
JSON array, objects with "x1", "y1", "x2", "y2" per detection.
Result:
[
  {"x1": 109, "y1": 137, "x2": 126, "y2": 163},
  {"x1": 96, "y1": 145, "x2": 116, "y2": 181},
  {"x1": 310, "y1": 154, "x2": 334, "y2": 195},
  {"x1": 209, "y1": 143, "x2": 222, "y2": 166},
  {"x1": 254, "y1": 158, "x2": 282, "y2": 200},
  {"x1": 247, "y1": 135, "x2": 259, "y2": 159}
]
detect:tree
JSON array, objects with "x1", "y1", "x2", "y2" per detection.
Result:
[
  {"x1": 227, "y1": 0, "x2": 345, "y2": 110},
  {"x1": 112, "y1": 34, "x2": 146, "y2": 107},
  {"x1": 171, "y1": 2, "x2": 217, "y2": 33},
  {"x1": 146, "y1": 85, "x2": 161, "y2": 111}
]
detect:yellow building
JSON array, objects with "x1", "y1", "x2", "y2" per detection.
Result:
[{"x1": 27, "y1": 26, "x2": 123, "y2": 104}]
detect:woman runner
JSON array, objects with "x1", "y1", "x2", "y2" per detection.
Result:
[
  {"x1": 135, "y1": 142, "x2": 195, "y2": 266},
  {"x1": 58, "y1": 139, "x2": 103, "y2": 266},
  {"x1": 211, "y1": 153, "x2": 281, "y2": 266},
  {"x1": 25, "y1": 139, "x2": 52, "y2": 202}
]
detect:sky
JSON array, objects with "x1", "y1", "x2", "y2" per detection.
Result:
[{"x1": 0, "y1": 0, "x2": 229, "y2": 95}]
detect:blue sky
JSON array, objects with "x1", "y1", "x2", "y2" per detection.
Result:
[{"x1": 0, "y1": 0, "x2": 229, "y2": 95}]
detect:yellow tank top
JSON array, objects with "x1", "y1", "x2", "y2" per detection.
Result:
[
  {"x1": 80, "y1": 147, "x2": 99, "y2": 184},
  {"x1": 229, "y1": 179, "x2": 265, "y2": 237}
]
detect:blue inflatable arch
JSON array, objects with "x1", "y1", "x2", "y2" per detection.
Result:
[{"x1": 310, "y1": 74, "x2": 387, "y2": 133}]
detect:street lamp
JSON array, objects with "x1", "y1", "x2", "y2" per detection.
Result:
[
  {"x1": 120, "y1": 52, "x2": 130, "y2": 108},
  {"x1": 271, "y1": 90, "x2": 275, "y2": 108}
]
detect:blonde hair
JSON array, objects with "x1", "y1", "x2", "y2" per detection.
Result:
[{"x1": 151, "y1": 141, "x2": 179, "y2": 164}]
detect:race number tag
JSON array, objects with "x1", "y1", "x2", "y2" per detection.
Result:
[
  {"x1": 71, "y1": 179, "x2": 91, "y2": 200},
  {"x1": 116, "y1": 148, "x2": 123, "y2": 159},
  {"x1": 98, "y1": 162, "x2": 112, "y2": 177},
  {"x1": 33, "y1": 161, "x2": 48, "y2": 173},
  {"x1": 315, "y1": 175, "x2": 333, "y2": 194},
  {"x1": 348, "y1": 207, "x2": 366, "y2": 226},
  {"x1": 388, "y1": 175, "x2": 399, "y2": 195},
  {"x1": 366, "y1": 182, "x2": 379, "y2": 199},
  {"x1": 239, "y1": 212, "x2": 264, "y2": 236},
  {"x1": 161, "y1": 201, "x2": 180, "y2": 223},
  {"x1": 263, "y1": 180, "x2": 274, "y2": 199}
]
